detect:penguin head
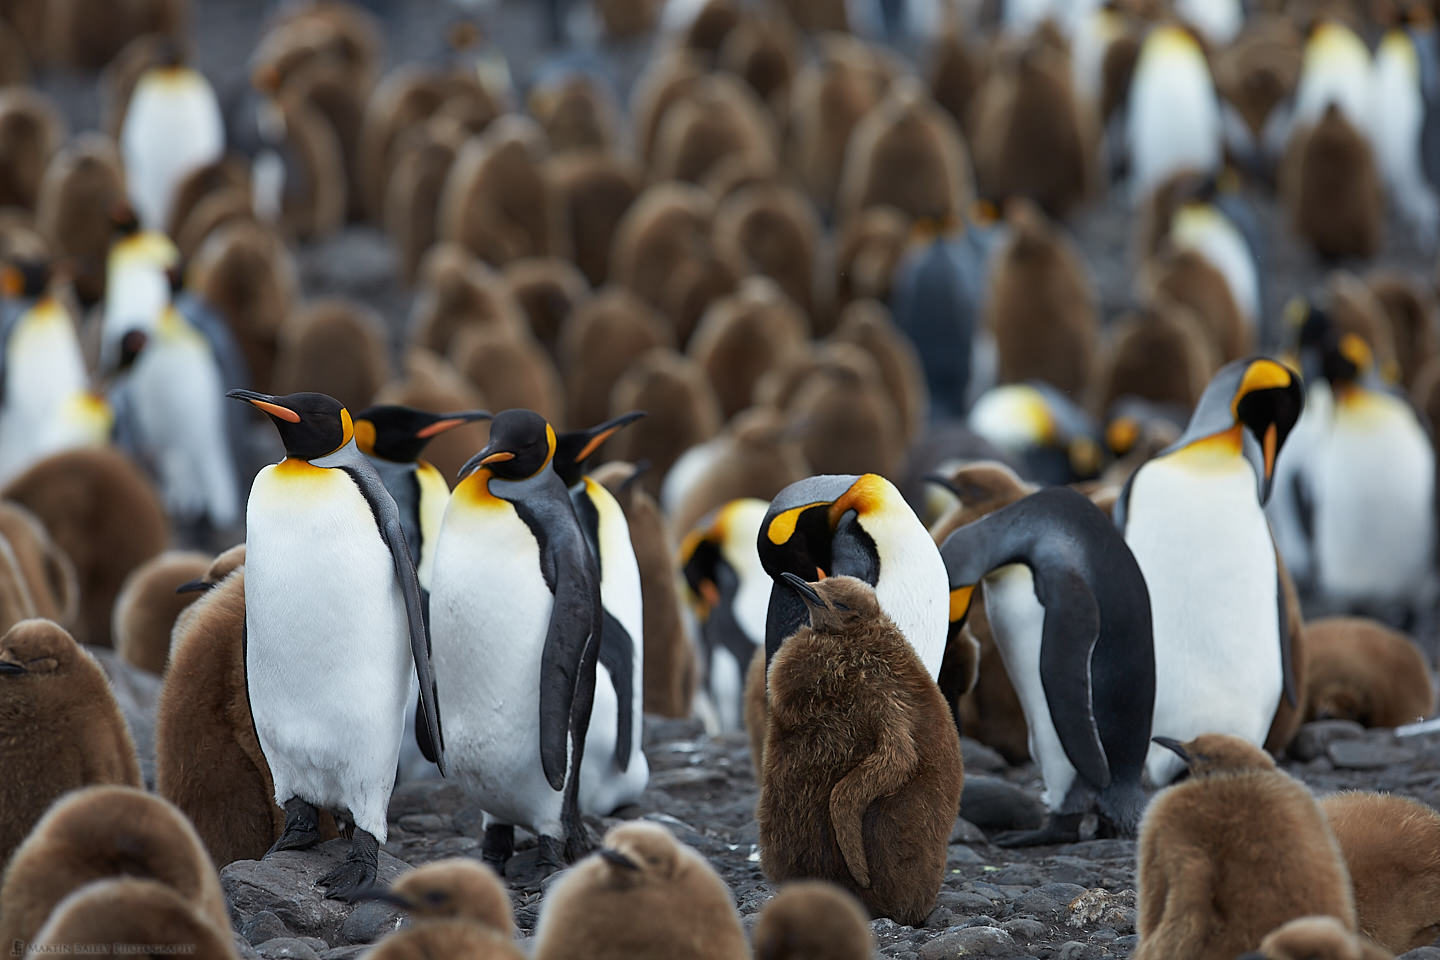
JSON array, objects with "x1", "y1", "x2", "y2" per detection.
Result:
[
  {"x1": 352, "y1": 404, "x2": 493, "y2": 464},
  {"x1": 227, "y1": 390, "x2": 355, "y2": 461},
  {"x1": 679, "y1": 498, "x2": 767, "y2": 614},
  {"x1": 0, "y1": 618, "x2": 80, "y2": 678},
  {"x1": 781, "y1": 572, "x2": 882, "y2": 633},
  {"x1": 1174, "y1": 358, "x2": 1303, "y2": 503},
  {"x1": 457, "y1": 408, "x2": 556, "y2": 482},
  {"x1": 759, "y1": 474, "x2": 878, "y2": 583},
  {"x1": 551, "y1": 410, "x2": 646, "y2": 487},
  {"x1": 0, "y1": 259, "x2": 51, "y2": 300},
  {"x1": 1151, "y1": 733, "x2": 1276, "y2": 779},
  {"x1": 593, "y1": 822, "x2": 684, "y2": 887},
  {"x1": 362, "y1": 859, "x2": 513, "y2": 932}
]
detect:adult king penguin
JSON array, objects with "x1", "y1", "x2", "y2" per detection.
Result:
[
  {"x1": 759, "y1": 474, "x2": 948, "y2": 678},
  {"x1": 551, "y1": 411, "x2": 649, "y2": 816},
  {"x1": 939, "y1": 486, "x2": 1155, "y2": 844},
  {"x1": 1116, "y1": 358, "x2": 1304, "y2": 786},
  {"x1": 227, "y1": 389, "x2": 445, "y2": 900},
  {"x1": 429, "y1": 408, "x2": 600, "y2": 878}
]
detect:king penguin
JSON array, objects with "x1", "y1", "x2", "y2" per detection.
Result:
[
  {"x1": 680, "y1": 498, "x2": 770, "y2": 734},
  {"x1": 98, "y1": 212, "x2": 178, "y2": 376},
  {"x1": 1373, "y1": 19, "x2": 1438, "y2": 247},
  {"x1": 1124, "y1": 25, "x2": 1222, "y2": 203},
  {"x1": 1116, "y1": 357, "x2": 1304, "y2": 787},
  {"x1": 758, "y1": 473, "x2": 949, "y2": 678},
  {"x1": 551, "y1": 410, "x2": 650, "y2": 816},
  {"x1": 227, "y1": 389, "x2": 445, "y2": 901},
  {"x1": 939, "y1": 486, "x2": 1155, "y2": 844},
  {"x1": 428, "y1": 408, "x2": 600, "y2": 878}
]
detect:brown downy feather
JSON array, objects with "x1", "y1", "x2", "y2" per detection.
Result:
[
  {"x1": 1250, "y1": 915, "x2": 1393, "y2": 960},
  {"x1": 1213, "y1": 15, "x2": 1302, "y2": 149},
  {"x1": 0, "y1": 501, "x2": 78, "y2": 630},
  {"x1": 773, "y1": 0, "x2": 849, "y2": 33},
  {"x1": 450, "y1": 326, "x2": 564, "y2": 426},
  {"x1": 1366, "y1": 271, "x2": 1436, "y2": 388},
  {"x1": 407, "y1": 244, "x2": 526, "y2": 355},
  {"x1": 650, "y1": 74, "x2": 777, "y2": 187},
  {"x1": 188, "y1": 220, "x2": 296, "y2": 392},
  {"x1": 927, "y1": 17, "x2": 983, "y2": 140},
  {"x1": 688, "y1": 278, "x2": 810, "y2": 419},
  {"x1": 631, "y1": 47, "x2": 707, "y2": 169},
  {"x1": 607, "y1": 348, "x2": 724, "y2": 499},
  {"x1": 1265, "y1": 551, "x2": 1308, "y2": 755},
  {"x1": 752, "y1": 881, "x2": 876, "y2": 960},
  {"x1": 718, "y1": 10, "x2": 800, "y2": 124},
  {"x1": 558, "y1": 287, "x2": 674, "y2": 430},
  {"x1": 0, "y1": 18, "x2": 28, "y2": 86},
  {"x1": 1094, "y1": 297, "x2": 1218, "y2": 414},
  {"x1": 176, "y1": 188, "x2": 256, "y2": 263},
  {"x1": 1282, "y1": 103, "x2": 1383, "y2": 261},
  {"x1": 594, "y1": 0, "x2": 662, "y2": 39},
  {"x1": 832, "y1": 204, "x2": 910, "y2": 318},
  {"x1": 272, "y1": 298, "x2": 389, "y2": 411},
  {"x1": 529, "y1": 73, "x2": 618, "y2": 155},
  {"x1": 386, "y1": 114, "x2": 468, "y2": 285},
  {"x1": 1302, "y1": 617, "x2": 1434, "y2": 728},
  {"x1": 609, "y1": 180, "x2": 721, "y2": 341},
  {"x1": 439, "y1": 116, "x2": 551, "y2": 266},
  {"x1": 680, "y1": 0, "x2": 742, "y2": 60},
  {"x1": 1141, "y1": 245, "x2": 1251, "y2": 363},
  {"x1": 784, "y1": 344, "x2": 905, "y2": 478},
  {"x1": 503, "y1": 257, "x2": 590, "y2": 359},
  {"x1": 0, "y1": 538, "x2": 36, "y2": 646},
  {"x1": 788, "y1": 34, "x2": 893, "y2": 214},
  {"x1": 166, "y1": 158, "x2": 251, "y2": 247},
  {"x1": 35, "y1": 134, "x2": 125, "y2": 306},
  {"x1": 0, "y1": 88, "x2": 66, "y2": 211},
  {"x1": 268, "y1": 89, "x2": 348, "y2": 241},
  {"x1": 545, "y1": 152, "x2": 640, "y2": 288},
  {"x1": 29, "y1": 878, "x2": 237, "y2": 960},
  {"x1": 829, "y1": 299, "x2": 929, "y2": 443},
  {"x1": 112, "y1": 551, "x2": 210, "y2": 676},
  {"x1": 712, "y1": 181, "x2": 822, "y2": 319}
]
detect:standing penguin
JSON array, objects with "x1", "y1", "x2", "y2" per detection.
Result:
[
  {"x1": 938, "y1": 487, "x2": 1155, "y2": 844},
  {"x1": 759, "y1": 473, "x2": 949, "y2": 678},
  {"x1": 1124, "y1": 25, "x2": 1221, "y2": 203},
  {"x1": 98, "y1": 214, "x2": 177, "y2": 376},
  {"x1": 428, "y1": 409, "x2": 600, "y2": 878},
  {"x1": 227, "y1": 389, "x2": 445, "y2": 900},
  {"x1": 552, "y1": 411, "x2": 649, "y2": 816},
  {"x1": 1116, "y1": 358, "x2": 1304, "y2": 786},
  {"x1": 1372, "y1": 22, "x2": 1438, "y2": 247}
]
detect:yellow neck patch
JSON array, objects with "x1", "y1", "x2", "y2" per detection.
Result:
[
  {"x1": 1172, "y1": 423, "x2": 1244, "y2": 464},
  {"x1": 949, "y1": 584, "x2": 974, "y2": 623},
  {"x1": 828, "y1": 474, "x2": 890, "y2": 528},
  {"x1": 455, "y1": 467, "x2": 505, "y2": 510},
  {"x1": 354, "y1": 419, "x2": 377, "y2": 456}
]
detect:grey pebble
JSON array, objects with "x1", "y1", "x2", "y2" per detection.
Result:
[
  {"x1": 1001, "y1": 918, "x2": 1047, "y2": 941},
  {"x1": 256, "y1": 938, "x2": 321, "y2": 960},
  {"x1": 242, "y1": 912, "x2": 291, "y2": 946},
  {"x1": 338, "y1": 900, "x2": 405, "y2": 945},
  {"x1": 1057, "y1": 940, "x2": 1105, "y2": 960},
  {"x1": 918, "y1": 925, "x2": 1020, "y2": 959},
  {"x1": 1327, "y1": 738, "x2": 1416, "y2": 770}
]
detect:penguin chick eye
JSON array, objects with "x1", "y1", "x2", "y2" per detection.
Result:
[
  {"x1": 23, "y1": 657, "x2": 58, "y2": 674},
  {"x1": 423, "y1": 890, "x2": 448, "y2": 907}
]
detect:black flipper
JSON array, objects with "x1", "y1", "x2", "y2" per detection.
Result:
[
  {"x1": 598, "y1": 608, "x2": 635, "y2": 772},
  {"x1": 1276, "y1": 559, "x2": 1297, "y2": 709},
  {"x1": 1037, "y1": 571, "x2": 1111, "y2": 790},
  {"x1": 342, "y1": 465, "x2": 446, "y2": 776},
  {"x1": 539, "y1": 556, "x2": 601, "y2": 792},
  {"x1": 765, "y1": 579, "x2": 808, "y2": 665}
]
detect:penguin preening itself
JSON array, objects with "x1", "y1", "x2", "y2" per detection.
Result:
[
  {"x1": 1135, "y1": 735, "x2": 1357, "y2": 960},
  {"x1": 429, "y1": 408, "x2": 600, "y2": 878},
  {"x1": 938, "y1": 486, "x2": 1155, "y2": 845},
  {"x1": 758, "y1": 575, "x2": 963, "y2": 927},
  {"x1": 551, "y1": 411, "x2": 650, "y2": 817},
  {"x1": 228, "y1": 389, "x2": 445, "y2": 900},
  {"x1": 1117, "y1": 357, "x2": 1304, "y2": 786}
]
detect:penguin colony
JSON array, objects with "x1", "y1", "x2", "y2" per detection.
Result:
[{"x1": 6, "y1": 0, "x2": 1440, "y2": 958}]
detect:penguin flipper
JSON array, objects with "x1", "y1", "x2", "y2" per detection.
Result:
[
  {"x1": 541, "y1": 562, "x2": 602, "y2": 793},
  {"x1": 1276, "y1": 561, "x2": 1297, "y2": 710},
  {"x1": 829, "y1": 718, "x2": 919, "y2": 889},
  {"x1": 597, "y1": 609, "x2": 635, "y2": 772},
  {"x1": 1037, "y1": 572, "x2": 1111, "y2": 790}
]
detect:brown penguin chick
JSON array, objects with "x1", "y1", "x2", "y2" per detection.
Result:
[
  {"x1": 783, "y1": 345, "x2": 905, "y2": 478},
  {"x1": 0, "y1": 501, "x2": 79, "y2": 630},
  {"x1": 630, "y1": 47, "x2": 707, "y2": 169},
  {"x1": 666, "y1": 405, "x2": 811, "y2": 540},
  {"x1": 744, "y1": 644, "x2": 767, "y2": 774},
  {"x1": 1301, "y1": 618, "x2": 1434, "y2": 727},
  {"x1": 987, "y1": 199, "x2": 1098, "y2": 398},
  {"x1": 970, "y1": 36, "x2": 1092, "y2": 220},
  {"x1": 2, "y1": 449, "x2": 168, "y2": 647},
  {"x1": 1321, "y1": 791, "x2": 1440, "y2": 954},
  {"x1": 271, "y1": 298, "x2": 390, "y2": 412},
  {"x1": 1326, "y1": 272, "x2": 1400, "y2": 374},
  {"x1": 759, "y1": 575, "x2": 964, "y2": 926},
  {"x1": 836, "y1": 77, "x2": 971, "y2": 227},
  {"x1": 678, "y1": 0, "x2": 742, "y2": 59},
  {"x1": 385, "y1": 113, "x2": 468, "y2": 285},
  {"x1": 0, "y1": 621, "x2": 142, "y2": 871},
  {"x1": 188, "y1": 219, "x2": 296, "y2": 392},
  {"x1": 0, "y1": 88, "x2": 66, "y2": 212},
  {"x1": 260, "y1": 86, "x2": 348, "y2": 242},
  {"x1": 832, "y1": 205, "x2": 910, "y2": 317},
  {"x1": 545, "y1": 151, "x2": 640, "y2": 288},
  {"x1": 712, "y1": 181, "x2": 821, "y2": 319},
  {"x1": 272, "y1": 57, "x2": 373, "y2": 223},
  {"x1": 44, "y1": 0, "x2": 141, "y2": 73},
  {"x1": 594, "y1": 0, "x2": 662, "y2": 39},
  {"x1": 365, "y1": 859, "x2": 522, "y2": 960},
  {"x1": 373, "y1": 348, "x2": 491, "y2": 482},
  {"x1": 592, "y1": 461, "x2": 697, "y2": 718},
  {"x1": 155, "y1": 561, "x2": 285, "y2": 867},
  {"x1": 166, "y1": 157, "x2": 251, "y2": 247},
  {"x1": 529, "y1": 73, "x2": 618, "y2": 155},
  {"x1": 774, "y1": 0, "x2": 849, "y2": 31},
  {"x1": 34, "y1": 133, "x2": 126, "y2": 305},
  {"x1": 788, "y1": 34, "x2": 893, "y2": 214},
  {"x1": 438, "y1": 116, "x2": 552, "y2": 267},
  {"x1": 607, "y1": 348, "x2": 724, "y2": 498},
  {"x1": 255, "y1": 0, "x2": 382, "y2": 92},
  {"x1": 558, "y1": 287, "x2": 674, "y2": 430},
  {"x1": 609, "y1": 180, "x2": 717, "y2": 334},
  {"x1": 1141, "y1": 244, "x2": 1251, "y2": 363},
  {"x1": 718, "y1": 11, "x2": 800, "y2": 123},
  {"x1": 0, "y1": 17, "x2": 28, "y2": 86},
  {"x1": 829, "y1": 299, "x2": 929, "y2": 444},
  {"x1": 1213, "y1": 15, "x2": 1303, "y2": 153},
  {"x1": 927, "y1": 15, "x2": 983, "y2": 140},
  {"x1": 450, "y1": 326, "x2": 565, "y2": 425},
  {"x1": 502, "y1": 256, "x2": 590, "y2": 358},
  {"x1": 1134, "y1": 734, "x2": 1358, "y2": 960},
  {"x1": 28, "y1": 878, "x2": 237, "y2": 960},
  {"x1": 175, "y1": 187, "x2": 256, "y2": 263},
  {"x1": 0, "y1": 535, "x2": 37, "y2": 634},
  {"x1": 659, "y1": 241, "x2": 742, "y2": 347},
  {"x1": 1245, "y1": 915, "x2": 1394, "y2": 960},
  {"x1": 688, "y1": 278, "x2": 810, "y2": 419},
  {"x1": 111, "y1": 550, "x2": 211, "y2": 676},
  {"x1": 753, "y1": 881, "x2": 877, "y2": 960},
  {"x1": 1281, "y1": 103, "x2": 1384, "y2": 261},
  {"x1": 650, "y1": 73, "x2": 778, "y2": 187},
  {"x1": 532, "y1": 822, "x2": 748, "y2": 960},
  {"x1": 1093, "y1": 297, "x2": 1218, "y2": 414},
  {"x1": 1366, "y1": 271, "x2": 1436, "y2": 388},
  {"x1": 1265, "y1": 551, "x2": 1308, "y2": 755},
  {"x1": 0, "y1": 785, "x2": 227, "y2": 949},
  {"x1": 407, "y1": 244, "x2": 526, "y2": 356}
]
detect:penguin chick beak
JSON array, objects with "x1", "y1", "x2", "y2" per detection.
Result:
[
  {"x1": 175, "y1": 578, "x2": 212, "y2": 595},
  {"x1": 415, "y1": 410, "x2": 492, "y2": 439},
  {"x1": 599, "y1": 848, "x2": 640, "y2": 871},
  {"x1": 227, "y1": 389, "x2": 301, "y2": 423},
  {"x1": 0, "y1": 659, "x2": 27, "y2": 675},
  {"x1": 1151, "y1": 736, "x2": 1190, "y2": 765},
  {"x1": 779, "y1": 571, "x2": 825, "y2": 608}
]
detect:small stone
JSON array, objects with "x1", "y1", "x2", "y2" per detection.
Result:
[
  {"x1": 941, "y1": 891, "x2": 997, "y2": 913},
  {"x1": 398, "y1": 813, "x2": 447, "y2": 833},
  {"x1": 961, "y1": 916, "x2": 1001, "y2": 928},
  {"x1": 988, "y1": 865, "x2": 1043, "y2": 886},
  {"x1": 1013, "y1": 883, "x2": 1088, "y2": 919},
  {"x1": 242, "y1": 912, "x2": 291, "y2": 946},
  {"x1": 1291, "y1": 720, "x2": 1367, "y2": 761},
  {"x1": 1057, "y1": 941, "x2": 1104, "y2": 960},
  {"x1": 319, "y1": 947, "x2": 368, "y2": 960},
  {"x1": 1114, "y1": 935, "x2": 1139, "y2": 951},
  {"x1": 959, "y1": 739, "x2": 1008, "y2": 772},
  {"x1": 950, "y1": 817, "x2": 990, "y2": 845},
  {"x1": 1001, "y1": 918, "x2": 1046, "y2": 941},
  {"x1": 1063, "y1": 839, "x2": 1136, "y2": 861},
  {"x1": 1327, "y1": 738, "x2": 1416, "y2": 770},
  {"x1": 234, "y1": 935, "x2": 261, "y2": 960},
  {"x1": 256, "y1": 938, "x2": 321, "y2": 960},
  {"x1": 961, "y1": 777, "x2": 1047, "y2": 832},
  {"x1": 948, "y1": 845, "x2": 985, "y2": 865},
  {"x1": 926, "y1": 906, "x2": 957, "y2": 928},
  {"x1": 339, "y1": 900, "x2": 406, "y2": 944},
  {"x1": 918, "y1": 925, "x2": 1020, "y2": 959},
  {"x1": 296, "y1": 940, "x2": 328, "y2": 954},
  {"x1": 1090, "y1": 927, "x2": 1119, "y2": 943}
]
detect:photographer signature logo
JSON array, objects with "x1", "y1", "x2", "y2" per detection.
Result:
[{"x1": 10, "y1": 944, "x2": 196, "y2": 956}]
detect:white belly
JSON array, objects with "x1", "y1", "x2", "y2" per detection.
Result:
[
  {"x1": 1125, "y1": 456, "x2": 1282, "y2": 785},
  {"x1": 0, "y1": 317, "x2": 89, "y2": 484},
  {"x1": 871, "y1": 528, "x2": 949, "y2": 681},
  {"x1": 429, "y1": 500, "x2": 566, "y2": 836},
  {"x1": 579, "y1": 664, "x2": 650, "y2": 815},
  {"x1": 244, "y1": 463, "x2": 411, "y2": 841},
  {"x1": 1128, "y1": 56, "x2": 1221, "y2": 201},
  {"x1": 985, "y1": 564, "x2": 1077, "y2": 811},
  {"x1": 710, "y1": 643, "x2": 745, "y2": 733},
  {"x1": 121, "y1": 76, "x2": 225, "y2": 231}
]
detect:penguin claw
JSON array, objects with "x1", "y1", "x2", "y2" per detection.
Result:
[
  {"x1": 318, "y1": 859, "x2": 378, "y2": 902},
  {"x1": 266, "y1": 799, "x2": 321, "y2": 856}
]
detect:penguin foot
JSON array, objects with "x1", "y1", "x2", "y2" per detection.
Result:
[
  {"x1": 481, "y1": 824, "x2": 515, "y2": 875},
  {"x1": 992, "y1": 812, "x2": 1084, "y2": 848},
  {"x1": 319, "y1": 829, "x2": 379, "y2": 901},
  {"x1": 562, "y1": 825, "x2": 594, "y2": 863},
  {"x1": 537, "y1": 834, "x2": 569, "y2": 875},
  {"x1": 267, "y1": 798, "x2": 321, "y2": 855}
]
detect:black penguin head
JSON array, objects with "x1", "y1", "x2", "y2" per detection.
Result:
[
  {"x1": 228, "y1": 390, "x2": 354, "y2": 461},
  {"x1": 353, "y1": 404, "x2": 493, "y2": 464},
  {"x1": 0, "y1": 260, "x2": 51, "y2": 300},
  {"x1": 1229, "y1": 358, "x2": 1304, "y2": 502},
  {"x1": 458, "y1": 408, "x2": 555, "y2": 482},
  {"x1": 552, "y1": 411, "x2": 646, "y2": 487}
]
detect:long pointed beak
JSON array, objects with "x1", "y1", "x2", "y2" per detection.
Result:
[
  {"x1": 0, "y1": 660, "x2": 27, "y2": 675},
  {"x1": 1151, "y1": 736, "x2": 1189, "y2": 764},
  {"x1": 457, "y1": 445, "x2": 513, "y2": 481},
  {"x1": 779, "y1": 571, "x2": 824, "y2": 608},
  {"x1": 575, "y1": 410, "x2": 646, "y2": 463},
  {"x1": 175, "y1": 578, "x2": 212, "y2": 595},
  {"x1": 923, "y1": 473, "x2": 963, "y2": 497},
  {"x1": 416, "y1": 410, "x2": 492, "y2": 440},
  {"x1": 599, "y1": 848, "x2": 640, "y2": 871},
  {"x1": 226, "y1": 389, "x2": 300, "y2": 423}
]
